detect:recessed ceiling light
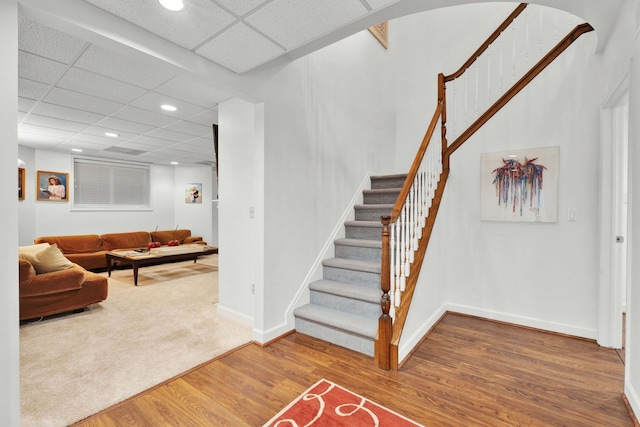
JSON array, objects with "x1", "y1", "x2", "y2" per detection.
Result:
[
  {"x1": 171, "y1": 161, "x2": 179, "y2": 165},
  {"x1": 105, "y1": 132, "x2": 119, "y2": 138},
  {"x1": 71, "y1": 148, "x2": 83, "y2": 152},
  {"x1": 159, "y1": 0, "x2": 183, "y2": 11},
  {"x1": 161, "y1": 104, "x2": 177, "y2": 112}
]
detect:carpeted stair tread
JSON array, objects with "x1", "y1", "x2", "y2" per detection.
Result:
[
  {"x1": 334, "y1": 238, "x2": 381, "y2": 249},
  {"x1": 309, "y1": 279, "x2": 381, "y2": 304},
  {"x1": 322, "y1": 257, "x2": 380, "y2": 274},
  {"x1": 344, "y1": 220, "x2": 382, "y2": 228},
  {"x1": 363, "y1": 188, "x2": 401, "y2": 195},
  {"x1": 294, "y1": 304, "x2": 378, "y2": 339},
  {"x1": 354, "y1": 203, "x2": 394, "y2": 210}
]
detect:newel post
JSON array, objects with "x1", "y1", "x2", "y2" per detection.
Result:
[{"x1": 375, "y1": 216, "x2": 392, "y2": 370}]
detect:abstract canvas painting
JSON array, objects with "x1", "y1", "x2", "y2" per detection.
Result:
[{"x1": 481, "y1": 146, "x2": 559, "y2": 222}]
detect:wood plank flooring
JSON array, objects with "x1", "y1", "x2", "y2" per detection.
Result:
[{"x1": 73, "y1": 313, "x2": 633, "y2": 426}]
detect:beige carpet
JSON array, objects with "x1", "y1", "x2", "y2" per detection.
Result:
[{"x1": 19, "y1": 254, "x2": 252, "y2": 427}]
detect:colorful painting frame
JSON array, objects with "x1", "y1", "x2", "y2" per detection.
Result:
[
  {"x1": 37, "y1": 170, "x2": 69, "y2": 202},
  {"x1": 480, "y1": 146, "x2": 559, "y2": 222},
  {"x1": 18, "y1": 168, "x2": 25, "y2": 201}
]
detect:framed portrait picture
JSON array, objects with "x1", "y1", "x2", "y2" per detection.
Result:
[
  {"x1": 480, "y1": 146, "x2": 559, "y2": 222},
  {"x1": 18, "y1": 168, "x2": 25, "y2": 201},
  {"x1": 185, "y1": 183, "x2": 202, "y2": 204},
  {"x1": 37, "y1": 171, "x2": 69, "y2": 202}
]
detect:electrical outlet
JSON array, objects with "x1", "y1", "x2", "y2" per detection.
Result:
[
  {"x1": 249, "y1": 207, "x2": 255, "y2": 218},
  {"x1": 251, "y1": 283, "x2": 255, "y2": 294},
  {"x1": 568, "y1": 208, "x2": 577, "y2": 222}
]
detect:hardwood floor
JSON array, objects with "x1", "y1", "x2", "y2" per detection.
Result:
[{"x1": 74, "y1": 313, "x2": 633, "y2": 426}]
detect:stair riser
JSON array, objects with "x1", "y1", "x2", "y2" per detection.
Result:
[
  {"x1": 335, "y1": 244, "x2": 381, "y2": 263},
  {"x1": 355, "y1": 207, "x2": 392, "y2": 221},
  {"x1": 295, "y1": 318, "x2": 374, "y2": 356},
  {"x1": 310, "y1": 290, "x2": 380, "y2": 319},
  {"x1": 363, "y1": 192, "x2": 399, "y2": 204},
  {"x1": 371, "y1": 176, "x2": 407, "y2": 189},
  {"x1": 323, "y1": 266, "x2": 380, "y2": 289},
  {"x1": 345, "y1": 225, "x2": 382, "y2": 241}
]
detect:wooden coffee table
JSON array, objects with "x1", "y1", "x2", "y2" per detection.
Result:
[{"x1": 106, "y1": 245, "x2": 218, "y2": 285}]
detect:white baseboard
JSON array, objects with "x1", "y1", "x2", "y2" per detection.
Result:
[
  {"x1": 446, "y1": 303, "x2": 598, "y2": 340},
  {"x1": 398, "y1": 303, "x2": 448, "y2": 364},
  {"x1": 626, "y1": 382, "x2": 640, "y2": 422},
  {"x1": 216, "y1": 304, "x2": 253, "y2": 327}
]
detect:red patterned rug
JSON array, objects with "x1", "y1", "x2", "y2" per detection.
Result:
[{"x1": 263, "y1": 379, "x2": 423, "y2": 426}]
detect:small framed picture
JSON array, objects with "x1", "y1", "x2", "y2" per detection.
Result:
[
  {"x1": 18, "y1": 168, "x2": 25, "y2": 201},
  {"x1": 37, "y1": 171, "x2": 69, "y2": 202},
  {"x1": 185, "y1": 183, "x2": 202, "y2": 204}
]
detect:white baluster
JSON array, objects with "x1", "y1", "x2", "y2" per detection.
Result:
[
  {"x1": 486, "y1": 45, "x2": 492, "y2": 111},
  {"x1": 389, "y1": 224, "x2": 396, "y2": 318},
  {"x1": 499, "y1": 39, "x2": 504, "y2": 95},
  {"x1": 394, "y1": 220, "x2": 401, "y2": 299},
  {"x1": 511, "y1": 24, "x2": 517, "y2": 83},
  {"x1": 475, "y1": 60, "x2": 480, "y2": 118},
  {"x1": 464, "y1": 74, "x2": 469, "y2": 128}
]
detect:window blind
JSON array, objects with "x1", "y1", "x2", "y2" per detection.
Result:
[{"x1": 73, "y1": 158, "x2": 150, "y2": 209}]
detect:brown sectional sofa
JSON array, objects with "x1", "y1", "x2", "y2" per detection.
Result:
[
  {"x1": 35, "y1": 229, "x2": 205, "y2": 271},
  {"x1": 19, "y1": 245, "x2": 108, "y2": 321}
]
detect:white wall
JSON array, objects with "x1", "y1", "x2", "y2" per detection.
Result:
[
  {"x1": 174, "y1": 165, "x2": 214, "y2": 244},
  {"x1": 603, "y1": 0, "x2": 640, "y2": 416},
  {"x1": 217, "y1": 98, "x2": 262, "y2": 326},
  {"x1": 1, "y1": 0, "x2": 20, "y2": 424},
  {"x1": 254, "y1": 30, "x2": 397, "y2": 340},
  {"x1": 390, "y1": 4, "x2": 604, "y2": 360},
  {"x1": 17, "y1": 149, "x2": 212, "y2": 245}
]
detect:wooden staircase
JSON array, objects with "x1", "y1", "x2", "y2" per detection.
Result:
[{"x1": 294, "y1": 174, "x2": 406, "y2": 356}]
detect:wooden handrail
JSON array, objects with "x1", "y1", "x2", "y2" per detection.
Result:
[
  {"x1": 444, "y1": 3, "x2": 528, "y2": 82},
  {"x1": 445, "y1": 23, "x2": 594, "y2": 156},
  {"x1": 389, "y1": 99, "x2": 443, "y2": 222}
]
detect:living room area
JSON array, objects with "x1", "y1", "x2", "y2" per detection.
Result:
[{"x1": 16, "y1": 144, "x2": 253, "y2": 425}]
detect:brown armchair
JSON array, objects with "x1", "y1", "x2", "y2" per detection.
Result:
[{"x1": 19, "y1": 245, "x2": 108, "y2": 320}]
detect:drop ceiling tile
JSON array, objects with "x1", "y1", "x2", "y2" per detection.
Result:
[
  {"x1": 18, "y1": 51, "x2": 67, "y2": 84},
  {"x1": 186, "y1": 136, "x2": 217, "y2": 147},
  {"x1": 18, "y1": 131, "x2": 67, "y2": 147},
  {"x1": 215, "y1": 0, "x2": 270, "y2": 16},
  {"x1": 44, "y1": 87, "x2": 124, "y2": 115},
  {"x1": 130, "y1": 92, "x2": 206, "y2": 119},
  {"x1": 112, "y1": 106, "x2": 179, "y2": 128},
  {"x1": 81, "y1": 126, "x2": 138, "y2": 141},
  {"x1": 196, "y1": 23, "x2": 285, "y2": 73},
  {"x1": 146, "y1": 128, "x2": 193, "y2": 143},
  {"x1": 57, "y1": 67, "x2": 147, "y2": 104},
  {"x1": 155, "y1": 78, "x2": 230, "y2": 109},
  {"x1": 165, "y1": 120, "x2": 212, "y2": 137},
  {"x1": 18, "y1": 78, "x2": 51, "y2": 100},
  {"x1": 113, "y1": 140, "x2": 161, "y2": 152},
  {"x1": 19, "y1": 123, "x2": 76, "y2": 139},
  {"x1": 32, "y1": 102, "x2": 104, "y2": 125},
  {"x1": 18, "y1": 16, "x2": 87, "y2": 64},
  {"x1": 73, "y1": 44, "x2": 176, "y2": 90},
  {"x1": 18, "y1": 97, "x2": 37, "y2": 113},
  {"x1": 186, "y1": 109, "x2": 218, "y2": 126},
  {"x1": 69, "y1": 133, "x2": 125, "y2": 146},
  {"x1": 83, "y1": 0, "x2": 236, "y2": 50},
  {"x1": 59, "y1": 140, "x2": 113, "y2": 151},
  {"x1": 246, "y1": 0, "x2": 367, "y2": 49},
  {"x1": 94, "y1": 117, "x2": 156, "y2": 135},
  {"x1": 129, "y1": 135, "x2": 177, "y2": 148},
  {"x1": 23, "y1": 114, "x2": 89, "y2": 133}
]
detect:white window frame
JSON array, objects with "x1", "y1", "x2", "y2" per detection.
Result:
[{"x1": 72, "y1": 157, "x2": 152, "y2": 211}]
